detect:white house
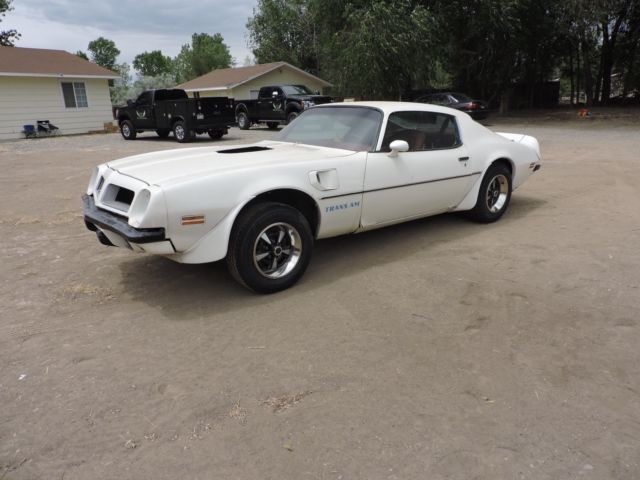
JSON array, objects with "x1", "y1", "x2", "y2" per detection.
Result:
[
  {"x1": 176, "y1": 62, "x2": 332, "y2": 100},
  {"x1": 0, "y1": 46, "x2": 119, "y2": 140}
]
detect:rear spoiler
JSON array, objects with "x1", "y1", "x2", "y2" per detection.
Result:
[{"x1": 496, "y1": 132, "x2": 541, "y2": 160}]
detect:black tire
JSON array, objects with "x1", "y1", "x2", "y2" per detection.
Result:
[
  {"x1": 468, "y1": 163, "x2": 512, "y2": 223},
  {"x1": 227, "y1": 202, "x2": 313, "y2": 294},
  {"x1": 237, "y1": 111, "x2": 250, "y2": 130},
  {"x1": 286, "y1": 111, "x2": 299, "y2": 124},
  {"x1": 208, "y1": 129, "x2": 224, "y2": 139},
  {"x1": 267, "y1": 122, "x2": 279, "y2": 130},
  {"x1": 156, "y1": 129, "x2": 170, "y2": 138},
  {"x1": 120, "y1": 120, "x2": 136, "y2": 140},
  {"x1": 173, "y1": 120, "x2": 192, "y2": 143}
]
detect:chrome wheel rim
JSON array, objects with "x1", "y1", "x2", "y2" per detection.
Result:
[
  {"x1": 486, "y1": 174, "x2": 509, "y2": 213},
  {"x1": 122, "y1": 124, "x2": 130, "y2": 137},
  {"x1": 175, "y1": 125, "x2": 184, "y2": 140},
  {"x1": 253, "y1": 222, "x2": 302, "y2": 279},
  {"x1": 238, "y1": 114, "x2": 247, "y2": 128}
]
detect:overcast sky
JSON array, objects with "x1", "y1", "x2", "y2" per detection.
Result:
[{"x1": 9, "y1": 0, "x2": 259, "y2": 69}]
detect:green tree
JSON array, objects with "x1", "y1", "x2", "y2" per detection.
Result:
[
  {"x1": 76, "y1": 50, "x2": 89, "y2": 60},
  {"x1": 109, "y1": 62, "x2": 131, "y2": 105},
  {"x1": 174, "y1": 33, "x2": 233, "y2": 82},
  {"x1": 336, "y1": 1, "x2": 439, "y2": 98},
  {"x1": 247, "y1": 0, "x2": 443, "y2": 98},
  {"x1": 88, "y1": 37, "x2": 120, "y2": 71},
  {"x1": 247, "y1": 0, "x2": 321, "y2": 75},
  {"x1": 0, "y1": 0, "x2": 20, "y2": 46},
  {"x1": 133, "y1": 50, "x2": 173, "y2": 77}
]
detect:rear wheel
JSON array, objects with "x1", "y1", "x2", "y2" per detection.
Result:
[
  {"x1": 286, "y1": 111, "x2": 299, "y2": 124},
  {"x1": 267, "y1": 122, "x2": 279, "y2": 130},
  {"x1": 120, "y1": 120, "x2": 136, "y2": 140},
  {"x1": 208, "y1": 129, "x2": 224, "y2": 139},
  {"x1": 156, "y1": 129, "x2": 170, "y2": 138},
  {"x1": 237, "y1": 111, "x2": 250, "y2": 130},
  {"x1": 468, "y1": 163, "x2": 512, "y2": 223},
  {"x1": 173, "y1": 120, "x2": 192, "y2": 143},
  {"x1": 226, "y1": 202, "x2": 313, "y2": 293}
]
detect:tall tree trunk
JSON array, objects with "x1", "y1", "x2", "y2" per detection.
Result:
[
  {"x1": 581, "y1": 36, "x2": 594, "y2": 106},
  {"x1": 577, "y1": 43, "x2": 582, "y2": 104},
  {"x1": 569, "y1": 50, "x2": 575, "y2": 105},
  {"x1": 601, "y1": 9, "x2": 627, "y2": 104}
]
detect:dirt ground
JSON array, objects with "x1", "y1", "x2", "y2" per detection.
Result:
[{"x1": 1, "y1": 111, "x2": 639, "y2": 480}]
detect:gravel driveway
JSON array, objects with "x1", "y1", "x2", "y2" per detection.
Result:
[{"x1": 1, "y1": 117, "x2": 639, "y2": 480}]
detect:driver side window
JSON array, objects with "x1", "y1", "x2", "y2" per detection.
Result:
[
  {"x1": 136, "y1": 91, "x2": 153, "y2": 106},
  {"x1": 380, "y1": 111, "x2": 462, "y2": 152}
]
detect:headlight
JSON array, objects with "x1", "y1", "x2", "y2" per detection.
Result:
[
  {"x1": 87, "y1": 167, "x2": 99, "y2": 195},
  {"x1": 128, "y1": 189, "x2": 151, "y2": 227},
  {"x1": 303, "y1": 100, "x2": 315, "y2": 109}
]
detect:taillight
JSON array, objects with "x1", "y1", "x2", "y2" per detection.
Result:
[{"x1": 468, "y1": 102, "x2": 478, "y2": 110}]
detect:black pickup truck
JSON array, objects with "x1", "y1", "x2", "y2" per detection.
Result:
[
  {"x1": 234, "y1": 85, "x2": 333, "y2": 130},
  {"x1": 115, "y1": 89, "x2": 235, "y2": 143}
]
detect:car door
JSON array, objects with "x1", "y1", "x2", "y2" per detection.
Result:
[
  {"x1": 133, "y1": 91, "x2": 155, "y2": 129},
  {"x1": 257, "y1": 87, "x2": 273, "y2": 120},
  {"x1": 360, "y1": 111, "x2": 476, "y2": 228}
]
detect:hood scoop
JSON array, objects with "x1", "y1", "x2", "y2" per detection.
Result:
[{"x1": 218, "y1": 146, "x2": 272, "y2": 154}]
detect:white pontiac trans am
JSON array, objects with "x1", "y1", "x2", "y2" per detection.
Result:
[{"x1": 83, "y1": 102, "x2": 541, "y2": 293}]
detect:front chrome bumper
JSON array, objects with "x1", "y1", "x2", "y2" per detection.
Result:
[{"x1": 82, "y1": 194, "x2": 166, "y2": 244}]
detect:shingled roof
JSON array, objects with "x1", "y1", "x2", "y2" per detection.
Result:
[
  {"x1": 176, "y1": 61, "x2": 332, "y2": 92},
  {"x1": 0, "y1": 46, "x2": 119, "y2": 79}
]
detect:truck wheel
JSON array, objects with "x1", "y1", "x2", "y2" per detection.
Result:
[
  {"x1": 226, "y1": 202, "x2": 313, "y2": 294},
  {"x1": 286, "y1": 111, "x2": 299, "y2": 124},
  {"x1": 173, "y1": 120, "x2": 192, "y2": 143},
  {"x1": 208, "y1": 130, "x2": 224, "y2": 139},
  {"x1": 156, "y1": 129, "x2": 170, "y2": 138},
  {"x1": 237, "y1": 111, "x2": 250, "y2": 130},
  {"x1": 120, "y1": 120, "x2": 136, "y2": 140},
  {"x1": 267, "y1": 122, "x2": 279, "y2": 130}
]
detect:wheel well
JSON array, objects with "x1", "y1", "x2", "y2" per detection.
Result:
[
  {"x1": 492, "y1": 158, "x2": 513, "y2": 175},
  {"x1": 171, "y1": 117, "x2": 185, "y2": 126},
  {"x1": 118, "y1": 116, "x2": 130, "y2": 125},
  {"x1": 235, "y1": 104, "x2": 248, "y2": 115},
  {"x1": 240, "y1": 189, "x2": 320, "y2": 237}
]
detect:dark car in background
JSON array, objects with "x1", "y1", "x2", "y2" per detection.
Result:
[{"x1": 415, "y1": 92, "x2": 490, "y2": 120}]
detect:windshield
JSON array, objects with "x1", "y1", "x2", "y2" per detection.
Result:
[
  {"x1": 275, "y1": 106, "x2": 383, "y2": 151},
  {"x1": 450, "y1": 93, "x2": 472, "y2": 103},
  {"x1": 281, "y1": 85, "x2": 314, "y2": 95}
]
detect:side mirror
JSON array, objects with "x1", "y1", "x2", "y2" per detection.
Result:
[
  {"x1": 388, "y1": 140, "x2": 409, "y2": 157},
  {"x1": 127, "y1": 99, "x2": 134, "y2": 107}
]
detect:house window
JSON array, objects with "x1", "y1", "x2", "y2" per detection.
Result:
[{"x1": 61, "y1": 82, "x2": 88, "y2": 108}]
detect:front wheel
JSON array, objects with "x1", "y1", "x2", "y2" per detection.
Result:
[
  {"x1": 173, "y1": 120, "x2": 192, "y2": 143},
  {"x1": 156, "y1": 129, "x2": 170, "y2": 138},
  {"x1": 208, "y1": 129, "x2": 224, "y2": 139},
  {"x1": 468, "y1": 163, "x2": 512, "y2": 223},
  {"x1": 267, "y1": 122, "x2": 279, "y2": 130},
  {"x1": 226, "y1": 202, "x2": 313, "y2": 293},
  {"x1": 237, "y1": 111, "x2": 250, "y2": 130},
  {"x1": 120, "y1": 120, "x2": 136, "y2": 140}
]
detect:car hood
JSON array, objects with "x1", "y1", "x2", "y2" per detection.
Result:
[{"x1": 107, "y1": 140, "x2": 355, "y2": 186}]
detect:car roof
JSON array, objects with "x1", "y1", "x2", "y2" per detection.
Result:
[{"x1": 315, "y1": 101, "x2": 466, "y2": 118}]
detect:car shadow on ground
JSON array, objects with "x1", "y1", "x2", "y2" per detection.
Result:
[{"x1": 118, "y1": 195, "x2": 546, "y2": 320}]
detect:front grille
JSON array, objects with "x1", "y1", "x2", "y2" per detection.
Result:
[
  {"x1": 115, "y1": 188, "x2": 134, "y2": 205},
  {"x1": 102, "y1": 184, "x2": 135, "y2": 212}
]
